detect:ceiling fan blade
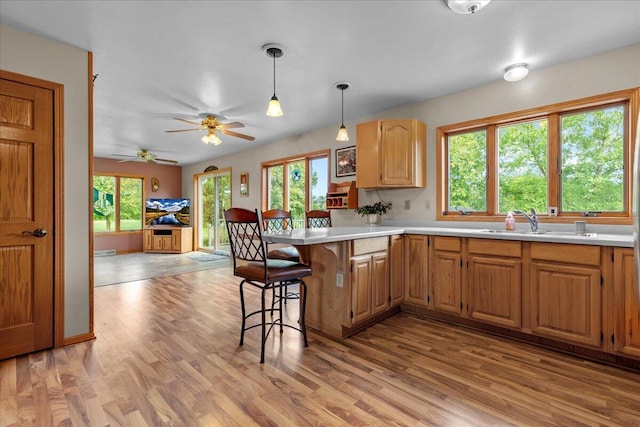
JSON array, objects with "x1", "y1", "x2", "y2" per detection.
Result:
[
  {"x1": 218, "y1": 121, "x2": 244, "y2": 130},
  {"x1": 174, "y1": 117, "x2": 201, "y2": 126},
  {"x1": 222, "y1": 129, "x2": 255, "y2": 141},
  {"x1": 165, "y1": 128, "x2": 201, "y2": 133},
  {"x1": 154, "y1": 158, "x2": 179, "y2": 164},
  {"x1": 147, "y1": 159, "x2": 158, "y2": 165},
  {"x1": 112, "y1": 154, "x2": 137, "y2": 158}
]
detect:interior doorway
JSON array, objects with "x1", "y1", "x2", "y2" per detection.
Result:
[{"x1": 195, "y1": 168, "x2": 231, "y2": 254}]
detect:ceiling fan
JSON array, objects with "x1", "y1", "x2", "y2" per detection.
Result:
[
  {"x1": 112, "y1": 149, "x2": 178, "y2": 164},
  {"x1": 165, "y1": 113, "x2": 255, "y2": 145}
]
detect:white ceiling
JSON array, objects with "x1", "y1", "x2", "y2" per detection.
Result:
[{"x1": 1, "y1": 1, "x2": 639, "y2": 165}]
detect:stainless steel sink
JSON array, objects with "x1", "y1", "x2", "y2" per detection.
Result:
[{"x1": 479, "y1": 229, "x2": 597, "y2": 237}]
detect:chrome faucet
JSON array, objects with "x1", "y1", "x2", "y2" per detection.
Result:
[{"x1": 513, "y1": 208, "x2": 538, "y2": 232}]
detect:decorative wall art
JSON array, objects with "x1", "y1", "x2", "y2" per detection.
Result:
[
  {"x1": 239, "y1": 172, "x2": 249, "y2": 197},
  {"x1": 335, "y1": 146, "x2": 356, "y2": 177}
]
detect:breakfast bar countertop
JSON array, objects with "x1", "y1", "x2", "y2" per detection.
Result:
[{"x1": 262, "y1": 225, "x2": 634, "y2": 248}]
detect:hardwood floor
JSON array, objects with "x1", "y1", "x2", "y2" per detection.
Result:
[{"x1": 1, "y1": 266, "x2": 639, "y2": 426}]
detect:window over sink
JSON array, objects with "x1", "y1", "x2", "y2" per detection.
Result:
[{"x1": 437, "y1": 87, "x2": 639, "y2": 224}]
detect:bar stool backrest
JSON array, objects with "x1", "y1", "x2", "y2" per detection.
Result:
[
  {"x1": 262, "y1": 209, "x2": 294, "y2": 231},
  {"x1": 305, "y1": 210, "x2": 332, "y2": 228},
  {"x1": 224, "y1": 208, "x2": 267, "y2": 270}
]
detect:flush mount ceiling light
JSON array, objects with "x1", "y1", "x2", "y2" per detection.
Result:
[
  {"x1": 446, "y1": 0, "x2": 491, "y2": 14},
  {"x1": 504, "y1": 63, "x2": 529, "y2": 82},
  {"x1": 263, "y1": 43, "x2": 284, "y2": 117},
  {"x1": 335, "y1": 82, "x2": 352, "y2": 142}
]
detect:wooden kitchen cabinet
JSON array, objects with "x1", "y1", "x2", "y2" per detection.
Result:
[
  {"x1": 612, "y1": 247, "x2": 640, "y2": 358},
  {"x1": 356, "y1": 119, "x2": 426, "y2": 189},
  {"x1": 389, "y1": 235, "x2": 405, "y2": 307},
  {"x1": 431, "y1": 236, "x2": 463, "y2": 315},
  {"x1": 144, "y1": 226, "x2": 192, "y2": 253},
  {"x1": 467, "y1": 239, "x2": 522, "y2": 328},
  {"x1": 529, "y1": 243, "x2": 602, "y2": 348},
  {"x1": 350, "y1": 237, "x2": 390, "y2": 325},
  {"x1": 404, "y1": 235, "x2": 429, "y2": 306}
]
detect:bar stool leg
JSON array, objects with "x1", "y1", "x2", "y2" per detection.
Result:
[
  {"x1": 239, "y1": 280, "x2": 247, "y2": 346},
  {"x1": 300, "y1": 280, "x2": 308, "y2": 347},
  {"x1": 260, "y1": 286, "x2": 267, "y2": 364}
]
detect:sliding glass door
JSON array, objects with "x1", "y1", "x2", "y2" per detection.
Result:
[{"x1": 195, "y1": 169, "x2": 231, "y2": 254}]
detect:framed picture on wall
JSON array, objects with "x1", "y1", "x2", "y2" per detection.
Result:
[
  {"x1": 239, "y1": 172, "x2": 249, "y2": 197},
  {"x1": 335, "y1": 146, "x2": 356, "y2": 177}
]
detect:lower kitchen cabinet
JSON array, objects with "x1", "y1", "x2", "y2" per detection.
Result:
[
  {"x1": 467, "y1": 239, "x2": 522, "y2": 328},
  {"x1": 389, "y1": 235, "x2": 405, "y2": 307},
  {"x1": 350, "y1": 237, "x2": 390, "y2": 325},
  {"x1": 612, "y1": 247, "x2": 640, "y2": 358},
  {"x1": 431, "y1": 236, "x2": 463, "y2": 315},
  {"x1": 529, "y1": 243, "x2": 602, "y2": 348},
  {"x1": 404, "y1": 235, "x2": 428, "y2": 306}
]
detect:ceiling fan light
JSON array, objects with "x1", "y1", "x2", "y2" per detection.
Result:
[
  {"x1": 504, "y1": 63, "x2": 529, "y2": 82},
  {"x1": 266, "y1": 95, "x2": 284, "y2": 117},
  {"x1": 336, "y1": 125, "x2": 350, "y2": 142}
]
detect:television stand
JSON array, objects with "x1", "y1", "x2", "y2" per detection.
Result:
[{"x1": 143, "y1": 226, "x2": 192, "y2": 253}]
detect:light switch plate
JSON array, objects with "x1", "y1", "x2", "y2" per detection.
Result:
[{"x1": 549, "y1": 207, "x2": 558, "y2": 216}]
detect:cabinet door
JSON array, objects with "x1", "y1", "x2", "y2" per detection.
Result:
[
  {"x1": 612, "y1": 248, "x2": 640, "y2": 358},
  {"x1": 161, "y1": 236, "x2": 172, "y2": 251},
  {"x1": 468, "y1": 255, "x2": 521, "y2": 328},
  {"x1": 431, "y1": 250, "x2": 462, "y2": 315},
  {"x1": 380, "y1": 120, "x2": 414, "y2": 186},
  {"x1": 351, "y1": 255, "x2": 372, "y2": 324},
  {"x1": 143, "y1": 229, "x2": 153, "y2": 251},
  {"x1": 172, "y1": 228, "x2": 182, "y2": 250},
  {"x1": 389, "y1": 235, "x2": 404, "y2": 307},
  {"x1": 531, "y1": 262, "x2": 601, "y2": 348},
  {"x1": 404, "y1": 235, "x2": 428, "y2": 306},
  {"x1": 355, "y1": 120, "x2": 380, "y2": 188},
  {"x1": 371, "y1": 252, "x2": 390, "y2": 316}
]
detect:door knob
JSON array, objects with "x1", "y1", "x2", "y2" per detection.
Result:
[{"x1": 22, "y1": 228, "x2": 48, "y2": 238}]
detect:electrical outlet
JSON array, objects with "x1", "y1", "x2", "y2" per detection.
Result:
[
  {"x1": 404, "y1": 200, "x2": 410, "y2": 210},
  {"x1": 549, "y1": 207, "x2": 558, "y2": 216},
  {"x1": 336, "y1": 273, "x2": 343, "y2": 288},
  {"x1": 425, "y1": 200, "x2": 431, "y2": 209}
]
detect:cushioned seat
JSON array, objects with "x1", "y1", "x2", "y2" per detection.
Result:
[
  {"x1": 224, "y1": 207, "x2": 312, "y2": 363},
  {"x1": 262, "y1": 209, "x2": 301, "y2": 262}
]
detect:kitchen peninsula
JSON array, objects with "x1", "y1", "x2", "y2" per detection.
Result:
[{"x1": 263, "y1": 225, "x2": 638, "y2": 369}]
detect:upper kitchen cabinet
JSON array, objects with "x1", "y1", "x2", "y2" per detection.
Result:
[{"x1": 356, "y1": 119, "x2": 426, "y2": 189}]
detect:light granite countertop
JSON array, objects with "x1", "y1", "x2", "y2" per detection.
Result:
[{"x1": 263, "y1": 225, "x2": 634, "y2": 247}]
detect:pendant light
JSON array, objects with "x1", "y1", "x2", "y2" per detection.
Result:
[
  {"x1": 335, "y1": 82, "x2": 351, "y2": 142},
  {"x1": 446, "y1": 0, "x2": 491, "y2": 14},
  {"x1": 263, "y1": 43, "x2": 284, "y2": 117}
]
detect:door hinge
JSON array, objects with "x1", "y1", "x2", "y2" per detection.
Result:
[
  {"x1": 600, "y1": 275, "x2": 604, "y2": 286},
  {"x1": 460, "y1": 301, "x2": 463, "y2": 310},
  {"x1": 611, "y1": 334, "x2": 615, "y2": 344},
  {"x1": 427, "y1": 295, "x2": 430, "y2": 303},
  {"x1": 611, "y1": 252, "x2": 615, "y2": 263},
  {"x1": 460, "y1": 260, "x2": 463, "y2": 268},
  {"x1": 388, "y1": 295, "x2": 392, "y2": 303},
  {"x1": 351, "y1": 264, "x2": 353, "y2": 272},
  {"x1": 600, "y1": 331, "x2": 604, "y2": 342},
  {"x1": 350, "y1": 310, "x2": 354, "y2": 319}
]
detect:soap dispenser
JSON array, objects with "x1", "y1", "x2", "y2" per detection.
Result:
[{"x1": 505, "y1": 212, "x2": 515, "y2": 231}]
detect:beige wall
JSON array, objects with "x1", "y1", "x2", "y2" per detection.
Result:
[
  {"x1": 93, "y1": 157, "x2": 183, "y2": 253},
  {"x1": 0, "y1": 24, "x2": 91, "y2": 338},
  {"x1": 182, "y1": 43, "x2": 640, "y2": 225}
]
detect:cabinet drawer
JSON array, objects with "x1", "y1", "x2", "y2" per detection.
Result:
[
  {"x1": 531, "y1": 243, "x2": 600, "y2": 266},
  {"x1": 352, "y1": 237, "x2": 388, "y2": 256},
  {"x1": 432, "y1": 236, "x2": 461, "y2": 252},
  {"x1": 469, "y1": 238, "x2": 521, "y2": 258}
]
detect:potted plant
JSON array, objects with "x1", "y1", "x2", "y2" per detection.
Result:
[{"x1": 354, "y1": 201, "x2": 391, "y2": 226}]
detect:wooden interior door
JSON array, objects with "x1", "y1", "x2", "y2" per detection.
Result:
[{"x1": 0, "y1": 76, "x2": 55, "y2": 359}]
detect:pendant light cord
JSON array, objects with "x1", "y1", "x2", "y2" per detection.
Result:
[
  {"x1": 341, "y1": 88, "x2": 345, "y2": 126},
  {"x1": 272, "y1": 52, "x2": 276, "y2": 97}
]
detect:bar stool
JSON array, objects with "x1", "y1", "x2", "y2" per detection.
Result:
[
  {"x1": 262, "y1": 209, "x2": 301, "y2": 308},
  {"x1": 224, "y1": 207, "x2": 312, "y2": 363},
  {"x1": 305, "y1": 209, "x2": 332, "y2": 228}
]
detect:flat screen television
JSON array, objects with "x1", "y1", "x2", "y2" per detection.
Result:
[{"x1": 145, "y1": 198, "x2": 190, "y2": 226}]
